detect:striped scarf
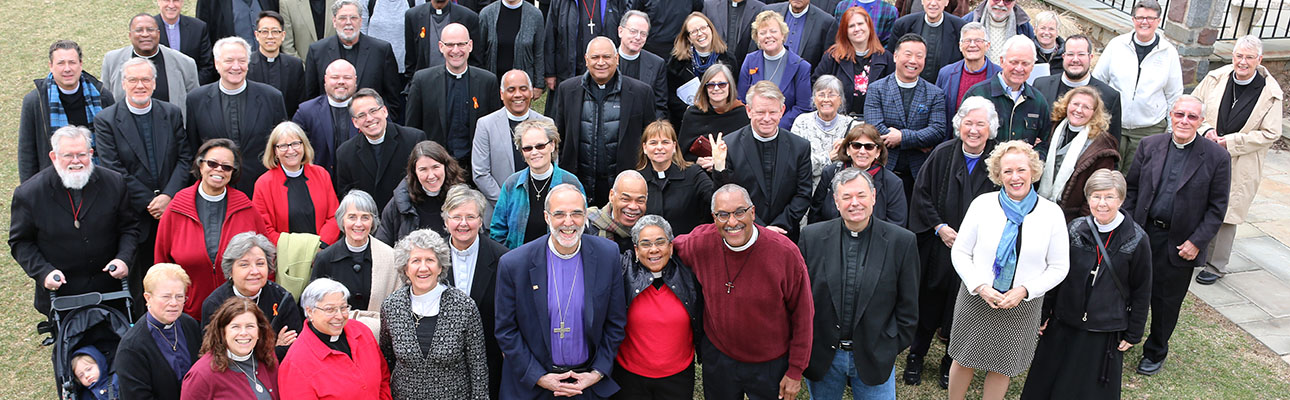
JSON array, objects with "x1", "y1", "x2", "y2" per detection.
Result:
[{"x1": 46, "y1": 73, "x2": 105, "y2": 143}]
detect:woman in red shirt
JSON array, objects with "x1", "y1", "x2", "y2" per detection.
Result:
[
  {"x1": 251, "y1": 121, "x2": 341, "y2": 245},
  {"x1": 181, "y1": 297, "x2": 280, "y2": 399}
]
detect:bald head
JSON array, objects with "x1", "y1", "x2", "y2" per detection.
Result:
[
  {"x1": 324, "y1": 59, "x2": 357, "y2": 102},
  {"x1": 585, "y1": 36, "x2": 619, "y2": 85},
  {"x1": 439, "y1": 22, "x2": 473, "y2": 73}
]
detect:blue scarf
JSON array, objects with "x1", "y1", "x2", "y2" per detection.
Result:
[
  {"x1": 992, "y1": 189, "x2": 1037, "y2": 292},
  {"x1": 45, "y1": 73, "x2": 105, "y2": 145},
  {"x1": 690, "y1": 47, "x2": 719, "y2": 77}
]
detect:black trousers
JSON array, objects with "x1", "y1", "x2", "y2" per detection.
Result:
[
  {"x1": 610, "y1": 361, "x2": 695, "y2": 400},
  {"x1": 910, "y1": 282, "x2": 956, "y2": 358},
  {"x1": 1142, "y1": 225, "x2": 1194, "y2": 362},
  {"x1": 700, "y1": 337, "x2": 788, "y2": 400}
]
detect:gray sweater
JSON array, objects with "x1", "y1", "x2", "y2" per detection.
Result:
[{"x1": 478, "y1": 1, "x2": 546, "y2": 89}]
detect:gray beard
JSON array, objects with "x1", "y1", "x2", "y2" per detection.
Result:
[{"x1": 58, "y1": 164, "x2": 94, "y2": 190}]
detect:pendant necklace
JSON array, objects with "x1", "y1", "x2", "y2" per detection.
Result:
[
  {"x1": 146, "y1": 319, "x2": 178, "y2": 351},
  {"x1": 551, "y1": 262, "x2": 580, "y2": 339},
  {"x1": 66, "y1": 190, "x2": 84, "y2": 229},
  {"x1": 231, "y1": 359, "x2": 265, "y2": 393},
  {"x1": 721, "y1": 247, "x2": 752, "y2": 294}
]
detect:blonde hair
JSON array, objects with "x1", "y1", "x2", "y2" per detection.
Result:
[
  {"x1": 143, "y1": 263, "x2": 191, "y2": 293},
  {"x1": 262, "y1": 121, "x2": 316, "y2": 169},
  {"x1": 986, "y1": 140, "x2": 1044, "y2": 186},
  {"x1": 751, "y1": 10, "x2": 789, "y2": 42},
  {"x1": 1050, "y1": 86, "x2": 1110, "y2": 139}
]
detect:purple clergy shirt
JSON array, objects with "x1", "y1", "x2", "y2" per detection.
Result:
[
  {"x1": 145, "y1": 312, "x2": 192, "y2": 383},
  {"x1": 547, "y1": 246, "x2": 588, "y2": 367},
  {"x1": 785, "y1": 11, "x2": 807, "y2": 56},
  {"x1": 164, "y1": 20, "x2": 182, "y2": 50}
]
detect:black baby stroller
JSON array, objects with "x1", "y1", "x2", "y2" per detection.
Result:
[{"x1": 37, "y1": 273, "x2": 134, "y2": 400}]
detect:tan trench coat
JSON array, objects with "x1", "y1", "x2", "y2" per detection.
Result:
[{"x1": 1191, "y1": 64, "x2": 1284, "y2": 224}]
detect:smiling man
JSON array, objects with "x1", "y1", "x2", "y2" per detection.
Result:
[
  {"x1": 303, "y1": 0, "x2": 403, "y2": 120},
  {"x1": 587, "y1": 170, "x2": 649, "y2": 252},
  {"x1": 963, "y1": 34, "x2": 1051, "y2": 154},
  {"x1": 1033, "y1": 34, "x2": 1122, "y2": 141},
  {"x1": 19, "y1": 40, "x2": 117, "y2": 182},
  {"x1": 335, "y1": 88, "x2": 426, "y2": 212},
  {"x1": 473, "y1": 70, "x2": 554, "y2": 206},
  {"x1": 1092, "y1": 0, "x2": 1181, "y2": 172},
  {"x1": 154, "y1": 0, "x2": 216, "y2": 83},
  {"x1": 293, "y1": 59, "x2": 358, "y2": 174},
  {"x1": 935, "y1": 22, "x2": 1001, "y2": 120},
  {"x1": 865, "y1": 33, "x2": 949, "y2": 201},
  {"x1": 249, "y1": 11, "x2": 307, "y2": 117},
  {"x1": 406, "y1": 22, "x2": 502, "y2": 169},
  {"x1": 889, "y1": 0, "x2": 965, "y2": 84},
  {"x1": 103, "y1": 13, "x2": 200, "y2": 118},
  {"x1": 616, "y1": 10, "x2": 670, "y2": 120},
  {"x1": 961, "y1": 0, "x2": 1036, "y2": 64}
]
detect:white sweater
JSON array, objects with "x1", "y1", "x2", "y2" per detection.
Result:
[
  {"x1": 1091, "y1": 32, "x2": 1183, "y2": 129},
  {"x1": 951, "y1": 192, "x2": 1070, "y2": 301}
]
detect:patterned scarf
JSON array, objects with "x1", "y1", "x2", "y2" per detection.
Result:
[
  {"x1": 992, "y1": 189, "x2": 1037, "y2": 292},
  {"x1": 588, "y1": 204, "x2": 631, "y2": 240},
  {"x1": 46, "y1": 73, "x2": 105, "y2": 145}
]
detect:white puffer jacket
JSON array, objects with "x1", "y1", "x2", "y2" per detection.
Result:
[{"x1": 1092, "y1": 32, "x2": 1183, "y2": 129}]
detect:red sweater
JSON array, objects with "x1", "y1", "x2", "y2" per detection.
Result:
[
  {"x1": 616, "y1": 284, "x2": 694, "y2": 378},
  {"x1": 673, "y1": 224, "x2": 814, "y2": 380},
  {"x1": 252, "y1": 165, "x2": 341, "y2": 245},
  {"x1": 180, "y1": 353, "x2": 281, "y2": 400},
  {"x1": 155, "y1": 184, "x2": 266, "y2": 318}
]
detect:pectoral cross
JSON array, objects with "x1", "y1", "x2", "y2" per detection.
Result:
[
  {"x1": 587, "y1": 20, "x2": 596, "y2": 34},
  {"x1": 725, "y1": 281, "x2": 734, "y2": 294},
  {"x1": 554, "y1": 321, "x2": 572, "y2": 338}
]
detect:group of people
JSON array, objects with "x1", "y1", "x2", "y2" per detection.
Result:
[{"x1": 11, "y1": 0, "x2": 1284, "y2": 398}]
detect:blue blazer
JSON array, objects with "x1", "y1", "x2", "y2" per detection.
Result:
[
  {"x1": 292, "y1": 95, "x2": 358, "y2": 173},
  {"x1": 737, "y1": 49, "x2": 814, "y2": 130},
  {"x1": 494, "y1": 234, "x2": 628, "y2": 399},
  {"x1": 935, "y1": 59, "x2": 1003, "y2": 121},
  {"x1": 863, "y1": 75, "x2": 948, "y2": 178}
]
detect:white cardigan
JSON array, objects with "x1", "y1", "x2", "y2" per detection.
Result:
[
  {"x1": 1091, "y1": 32, "x2": 1183, "y2": 129},
  {"x1": 951, "y1": 192, "x2": 1070, "y2": 301}
]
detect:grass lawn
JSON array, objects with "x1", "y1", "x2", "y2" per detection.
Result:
[{"x1": 1, "y1": 0, "x2": 1288, "y2": 398}]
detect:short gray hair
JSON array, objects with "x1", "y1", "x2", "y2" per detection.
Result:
[
  {"x1": 711, "y1": 184, "x2": 753, "y2": 213},
  {"x1": 746, "y1": 80, "x2": 785, "y2": 106},
  {"x1": 1032, "y1": 11, "x2": 1060, "y2": 30},
  {"x1": 501, "y1": 69, "x2": 533, "y2": 89},
  {"x1": 120, "y1": 57, "x2": 157, "y2": 80},
  {"x1": 544, "y1": 183, "x2": 586, "y2": 212},
  {"x1": 811, "y1": 75, "x2": 846, "y2": 111},
  {"x1": 1001, "y1": 35, "x2": 1037, "y2": 62},
  {"x1": 613, "y1": 170, "x2": 646, "y2": 190},
  {"x1": 586, "y1": 36, "x2": 615, "y2": 55},
  {"x1": 441, "y1": 184, "x2": 487, "y2": 220},
  {"x1": 953, "y1": 96, "x2": 1001, "y2": 139},
  {"x1": 300, "y1": 278, "x2": 350, "y2": 311},
  {"x1": 393, "y1": 229, "x2": 452, "y2": 286},
  {"x1": 961, "y1": 21, "x2": 986, "y2": 38},
  {"x1": 512, "y1": 119, "x2": 560, "y2": 152},
  {"x1": 1083, "y1": 169, "x2": 1126, "y2": 199},
  {"x1": 1174, "y1": 94, "x2": 1207, "y2": 115},
  {"x1": 620, "y1": 10, "x2": 650, "y2": 28},
  {"x1": 336, "y1": 190, "x2": 381, "y2": 235},
  {"x1": 331, "y1": 0, "x2": 363, "y2": 16},
  {"x1": 1234, "y1": 35, "x2": 1263, "y2": 56},
  {"x1": 213, "y1": 36, "x2": 252, "y2": 62},
  {"x1": 831, "y1": 167, "x2": 875, "y2": 194},
  {"x1": 220, "y1": 231, "x2": 277, "y2": 278},
  {"x1": 50, "y1": 126, "x2": 92, "y2": 154},
  {"x1": 630, "y1": 215, "x2": 674, "y2": 243}
]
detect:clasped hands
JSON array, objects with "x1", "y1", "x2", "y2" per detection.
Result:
[
  {"x1": 976, "y1": 284, "x2": 1027, "y2": 309},
  {"x1": 538, "y1": 370, "x2": 602, "y2": 397}
]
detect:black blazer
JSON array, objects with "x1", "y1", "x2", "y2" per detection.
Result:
[
  {"x1": 663, "y1": 52, "x2": 737, "y2": 128},
  {"x1": 711, "y1": 125, "x2": 814, "y2": 240},
  {"x1": 291, "y1": 95, "x2": 358, "y2": 172},
  {"x1": 155, "y1": 14, "x2": 217, "y2": 84},
  {"x1": 304, "y1": 34, "x2": 404, "y2": 119},
  {"x1": 887, "y1": 12, "x2": 965, "y2": 83},
  {"x1": 248, "y1": 50, "x2": 307, "y2": 118},
  {"x1": 908, "y1": 139, "x2": 998, "y2": 290},
  {"x1": 1123, "y1": 133, "x2": 1230, "y2": 267},
  {"x1": 1031, "y1": 75, "x2": 1123, "y2": 141},
  {"x1": 702, "y1": 0, "x2": 766, "y2": 73},
  {"x1": 9, "y1": 168, "x2": 141, "y2": 314},
  {"x1": 404, "y1": 65, "x2": 501, "y2": 154},
  {"x1": 765, "y1": 2, "x2": 837, "y2": 76},
  {"x1": 114, "y1": 313, "x2": 202, "y2": 400},
  {"x1": 403, "y1": 2, "x2": 484, "y2": 74},
  {"x1": 799, "y1": 217, "x2": 919, "y2": 386},
  {"x1": 334, "y1": 123, "x2": 425, "y2": 212},
  {"x1": 93, "y1": 100, "x2": 193, "y2": 213},
  {"x1": 196, "y1": 0, "x2": 279, "y2": 45},
  {"x1": 446, "y1": 236, "x2": 508, "y2": 399},
  {"x1": 621, "y1": 49, "x2": 670, "y2": 121},
  {"x1": 547, "y1": 74, "x2": 656, "y2": 186},
  {"x1": 185, "y1": 81, "x2": 289, "y2": 196},
  {"x1": 638, "y1": 164, "x2": 716, "y2": 235}
]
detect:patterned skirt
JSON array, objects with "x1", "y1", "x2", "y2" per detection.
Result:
[{"x1": 946, "y1": 284, "x2": 1044, "y2": 377}]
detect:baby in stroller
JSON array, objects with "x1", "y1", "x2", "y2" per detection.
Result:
[{"x1": 69, "y1": 346, "x2": 119, "y2": 400}]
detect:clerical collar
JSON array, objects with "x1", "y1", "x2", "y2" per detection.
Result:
[
  {"x1": 147, "y1": 312, "x2": 175, "y2": 329},
  {"x1": 1061, "y1": 73, "x2": 1090, "y2": 88},
  {"x1": 134, "y1": 48, "x2": 159, "y2": 59},
  {"x1": 227, "y1": 349, "x2": 252, "y2": 362},
  {"x1": 548, "y1": 238, "x2": 582, "y2": 260},
  {"x1": 233, "y1": 286, "x2": 263, "y2": 302},
  {"x1": 1133, "y1": 33, "x2": 1157, "y2": 47},
  {"x1": 1095, "y1": 211, "x2": 1125, "y2": 233},
  {"x1": 764, "y1": 48, "x2": 786, "y2": 60},
  {"x1": 342, "y1": 43, "x2": 355, "y2": 50},
  {"x1": 1233, "y1": 73, "x2": 1254, "y2": 86},
  {"x1": 846, "y1": 219, "x2": 870, "y2": 236},
  {"x1": 650, "y1": 270, "x2": 663, "y2": 278},
  {"x1": 452, "y1": 236, "x2": 479, "y2": 256},
  {"x1": 366, "y1": 133, "x2": 386, "y2": 145},
  {"x1": 346, "y1": 238, "x2": 370, "y2": 252},
  {"x1": 855, "y1": 48, "x2": 869, "y2": 57},
  {"x1": 695, "y1": 49, "x2": 712, "y2": 57},
  {"x1": 502, "y1": 0, "x2": 522, "y2": 9},
  {"x1": 789, "y1": 6, "x2": 808, "y2": 18},
  {"x1": 265, "y1": 55, "x2": 277, "y2": 62},
  {"x1": 656, "y1": 169, "x2": 666, "y2": 179},
  {"x1": 963, "y1": 147, "x2": 984, "y2": 158},
  {"x1": 327, "y1": 97, "x2": 351, "y2": 108},
  {"x1": 1171, "y1": 133, "x2": 1196, "y2": 149},
  {"x1": 506, "y1": 111, "x2": 530, "y2": 121},
  {"x1": 435, "y1": 4, "x2": 446, "y2": 14},
  {"x1": 731, "y1": 0, "x2": 739, "y2": 7},
  {"x1": 896, "y1": 78, "x2": 918, "y2": 88},
  {"x1": 1038, "y1": 44, "x2": 1057, "y2": 54},
  {"x1": 1068, "y1": 123, "x2": 1086, "y2": 132},
  {"x1": 283, "y1": 165, "x2": 304, "y2": 177},
  {"x1": 447, "y1": 65, "x2": 466, "y2": 79},
  {"x1": 219, "y1": 81, "x2": 248, "y2": 95},
  {"x1": 530, "y1": 166, "x2": 554, "y2": 180},
  {"x1": 127, "y1": 101, "x2": 152, "y2": 115},
  {"x1": 752, "y1": 130, "x2": 778, "y2": 142},
  {"x1": 58, "y1": 82, "x2": 81, "y2": 95},
  {"x1": 411, "y1": 283, "x2": 446, "y2": 316},
  {"x1": 199, "y1": 187, "x2": 227, "y2": 202},
  {"x1": 423, "y1": 187, "x2": 440, "y2": 197},
  {"x1": 925, "y1": 13, "x2": 944, "y2": 27},
  {"x1": 723, "y1": 227, "x2": 759, "y2": 252},
  {"x1": 619, "y1": 48, "x2": 640, "y2": 61}
]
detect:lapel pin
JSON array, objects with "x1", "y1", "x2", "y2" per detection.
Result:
[{"x1": 533, "y1": 285, "x2": 539, "y2": 290}]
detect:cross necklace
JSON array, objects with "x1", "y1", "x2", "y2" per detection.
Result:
[
  {"x1": 581, "y1": 0, "x2": 598, "y2": 34},
  {"x1": 721, "y1": 247, "x2": 752, "y2": 294},
  {"x1": 551, "y1": 263, "x2": 580, "y2": 339}
]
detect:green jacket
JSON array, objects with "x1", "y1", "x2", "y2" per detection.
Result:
[{"x1": 963, "y1": 74, "x2": 1053, "y2": 156}]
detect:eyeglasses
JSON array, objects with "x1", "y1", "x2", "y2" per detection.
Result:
[
  {"x1": 440, "y1": 41, "x2": 470, "y2": 49},
  {"x1": 256, "y1": 29, "x2": 284, "y2": 36},
  {"x1": 520, "y1": 140, "x2": 551, "y2": 153},
  {"x1": 1171, "y1": 111, "x2": 1201, "y2": 122},
  {"x1": 636, "y1": 238, "x2": 670, "y2": 250},
  {"x1": 714, "y1": 206, "x2": 751, "y2": 222},
  {"x1": 815, "y1": 91, "x2": 840, "y2": 100},
  {"x1": 1133, "y1": 16, "x2": 1159, "y2": 22},
  {"x1": 705, "y1": 81, "x2": 729, "y2": 89},
  {"x1": 1088, "y1": 194, "x2": 1120, "y2": 203},
  {"x1": 199, "y1": 159, "x2": 237, "y2": 172},
  {"x1": 848, "y1": 142, "x2": 879, "y2": 151},
  {"x1": 548, "y1": 210, "x2": 586, "y2": 220},
  {"x1": 125, "y1": 76, "x2": 155, "y2": 85},
  {"x1": 151, "y1": 293, "x2": 186, "y2": 304},
  {"x1": 58, "y1": 152, "x2": 91, "y2": 161},
  {"x1": 1063, "y1": 51, "x2": 1090, "y2": 58},
  {"x1": 335, "y1": 15, "x2": 361, "y2": 22},
  {"x1": 313, "y1": 304, "x2": 351, "y2": 316},
  {"x1": 351, "y1": 105, "x2": 384, "y2": 120},
  {"x1": 960, "y1": 38, "x2": 987, "y2": 44},
  {"x1": 621, "y1": 26, "x2": 648, "y2": 38},
  {"x1": 274, "y1": 140, "x2": 303, "y2": 151},
  {"x1": 990, "y1": 0, "x2": 1016, "y2": 4},
  {"x1": 687, "y1": 25, "x2": 711, "y2": 36},
  {"x1": 447, "y1": 214, "x2": 481, "y2": 223}
]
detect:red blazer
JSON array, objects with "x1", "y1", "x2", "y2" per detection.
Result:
[
  {"x1": 181, "y1": 353, "x2": 281, "y2": 400},
  {"x1": 280, "y1": 320, "x2": 391, "y2": 400},
  {"x1": 252, "y1": 165, "x2": 341, "y2": 245},
  {"x1": 155, "y1": 184, "x2": 266, "y2": 318}
]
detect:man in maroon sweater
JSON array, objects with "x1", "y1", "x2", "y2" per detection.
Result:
[{"x1": 673, "y1": 183, "x2": 814, "y2": 400}]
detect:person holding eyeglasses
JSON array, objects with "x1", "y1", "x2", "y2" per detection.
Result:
[
  {"x1": 809, "y1": 123, "x2": 907, "y2": 226},
  {"x1": 252, "y1": 121, "x2": 341, "y2": 245},
  {"x1": 116, "y1": 264, "x2": 202, "y2": 399},
  {"x1": 156, "y1": 138, "x2": 268, "y2": 318},
  {"x1": 437, "y1": 185, "x2": 509, "y2": 398},
  {"x1": 376, "y1": 140, "x2": 467, "y2": 245},
  {"x1": 1122, "y1": 95, "x2": 1229, "y2": 377},
  {"x1": 1091, "y1": 0, "x2": 1181, "y2": 172},
  {"x1": 489, "y1": 119, "x2": 585, "y2": 249},
  {"x1": 312, "y1": 190, "x2": 400, "y2": 314},
  {"x1": 281, "y1": 278, "x2": 393, "y2": 399},
  {"x1": 249, "y1": 11, "x2": 307, "y2": 118}
]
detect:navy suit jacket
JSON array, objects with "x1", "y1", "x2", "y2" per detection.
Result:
[
  {"x1": 304, "y1": 34, "x2": 403, "y2": 119},
  {"x1": 737, "y1": 49, "x2": 814, "y2": 130},
  {"x1": 494, "y1": 234, "x2": 627, "y2": 399},
  {"x1": 863, "y1": 75, "x2": 948, "y2": 177},
  {"x1": 292, "y1": 95, "x2": 358, "y2": 173}
]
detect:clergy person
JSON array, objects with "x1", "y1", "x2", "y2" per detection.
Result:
[
  {"x1": 404, "y1": 0, "x2": 484, "y2": 75},
  {"x1": 405, "y1": 22, "x2": 502, "y2": 168},
  {"x1": 494, "y1": 184, "x2": 627, "y2": 399},
  {"x1": 441, "y1": 185, "x2": 509, "y2": 398},
  {"x1": 155, "y1": 0, "x2": 217, "y2": 84},
  {"x1": 102, "y1": 13, "x2": 200, "y2": 118},
  {"x1": 249, "y1": 11, "x2": 307, "y2": 118},
  {"x1": 292, "y1": 59, "x2": 358, "y2": 173},
  {"x1": 615, "y1": 10, "x2": 669, "y2": 120},
  {"x1": 1032, "y1": 34, "x2": 1122, "y2": 141},
  {"x1": 472, "y1": 69, "x2": 553, "y2": 206},
  {"x1": 334, "y1": 88, "x2": 425, "y2": 212},
  {"x1": 543, "y1": 0, "x2": 628, "y2": 90},
  {"x1": 303, "y1": 0, "x2": 403, "y2": 120},
  {"x1": 673, "y1": 183, "x2": 813, "y2": 400},
  {"x1": 766, "y1": 0, "x2": 837, "y2": 76}
]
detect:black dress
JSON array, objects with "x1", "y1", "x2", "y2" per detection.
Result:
[
  {"x1": 677, "y1": 104, "x2": 750, "y2": 161},
  {"x1": 638, "y1": 164, "x2": 715, "y2": 235}
]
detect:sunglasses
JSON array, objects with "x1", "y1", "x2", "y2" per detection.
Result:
[
  {"x1": 1171, "y1": 111, "x2": 1201, "y2": 122},
  {"x1": 199, "y1": 159, "x2": 236, "y2": 172},
  {"x1": 848, "y1": 142, "x2": 879, "y2": 151},
  {"x1": 705, "y1": 81, "x2": 730, "y2": 89},
  {"x1": 521, "y1": 141, "x2": 552, "y2": 153}
]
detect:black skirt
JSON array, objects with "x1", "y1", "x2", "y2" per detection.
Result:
[{"x1": 1020, "y1": 319, "x2": 1124, "y2": 400}]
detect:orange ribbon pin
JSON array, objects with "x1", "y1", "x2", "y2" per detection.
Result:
[
  {"x1": 420, "y1": 27, "x2": 426, "y2": 38},
  {"x1": 749, "y1": 67, "x2": 758, "y2": 75},
  {"x1": 473, "y1": 96, "x2": 479, "y2": 109}
]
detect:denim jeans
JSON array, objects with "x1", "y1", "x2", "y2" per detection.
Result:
[{"x1": 806, "y1": 350, "x2": 896, "y2": 400}]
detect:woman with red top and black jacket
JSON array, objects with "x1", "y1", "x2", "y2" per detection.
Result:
[
  {"x1": 251, "y1": 121, "x2": 341, "y2": 245},
  {"x1": 156, "y1": 138, "x2": 267, "y2": 319},
  {"x1": 615, "y1": 215, "x2": 703, "y2": 399}
]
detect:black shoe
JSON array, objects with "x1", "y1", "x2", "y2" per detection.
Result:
[
  {"x1": 1196, "y1": 271, "x2": 1221, "y2": 285},
  {"x1": 1136, "y1": 357, "x2": 1164, "y2": 376},
  {"x1": 902, "y1": 353, "x2": 923, "y2": 385},
  {"x1": 938, "y1": 355, "x2": 952, "y2": 389}
]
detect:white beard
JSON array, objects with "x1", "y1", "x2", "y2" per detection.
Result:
[{"x1": 58, "y1": 163, "x2": 94, "y2": 190}]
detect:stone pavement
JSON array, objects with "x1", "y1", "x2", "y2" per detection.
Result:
[{"x1": 1188, "y1": 148, "x2": 1290, "y2": 366}]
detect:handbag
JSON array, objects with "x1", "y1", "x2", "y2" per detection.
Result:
[{"x1": 689, "y1": 135, "x2": 712, "y2": 158}]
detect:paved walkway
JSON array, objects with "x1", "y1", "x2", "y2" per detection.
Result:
[{"x1": 1188, "y1": 148, "x2": 1290, "y2": 366}]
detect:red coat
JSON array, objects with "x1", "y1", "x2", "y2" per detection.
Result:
[
  {"x1": 252, "y1": 165, "x2": 341, "y2": 245},
  {"x1": 280, "y1": 320, "x2": 391, "y2": 400},
  {"x1": 155, "y1": 184, "x2": 266, "y2": 318},
  {"x1": 181, "y1": 353, "x2": 281, "y2": 400}
]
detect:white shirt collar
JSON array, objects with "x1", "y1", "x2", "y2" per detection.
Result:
[
  {"x1": 502, "y1": 0, "x2": 522, "y2": 8},
  {"x1": 327, "y1": 97, "x2": 351, "y2": 108},
  {"x1": 548, "y1": 237, "x2": 581, "y2": 260},
  {"x1": 896, "y1": 77, "x2": 918, "y2": 88},
  {"x1": 447, "y1": 65, "x2": 466, "y2": 79},
  {"x1": 1061, "y1": 73, "x2": 1090, "y2": 88},
  {"x1": 619, "y1": 48, "x2": 640, "y2": 60},
  {"x1": 507, "y1": 110, "x2": 531, "y2": 121},
  {"x1": 233, "y1": 286, "x2": 263, "y2": 302},
  {"x1": 789, "y1": 6, "x2": 808, "y2": 18},
  {"x1": 283, "y1": 165, "x2": 304, "y2": 177},
  {"x1": 366, "y1": 132, "x2": 386, "y2": 145},
  {"x1": 219, "y1": 80, "x2": 248, "y2": 95},
  {"x1": 763, "y1": 48, "x2": 786, "y2": 60},
  {"x1": 529, "y1": 166, "x2": 554, "y2": 180},
  {"x1": 453, "y1": 237, "x2": 479, "y2": 257},
  {"x1": 58, "y1": 82, "x2": 81, "y2": 95},
  {"x1": 410, "y1": 283, "x2": 447, "y2": 316},
  {"x1": 723, "y1": 227, "x2": 759, "y2": 252},
  {"x1": 346, "y1": 237, "x2": 370, "y2": 252},
  {"x1": 127, "y1": 101, "x2": 152, "y2": 115},
  {"x1": 199, "y1": 187, "x2": 227, "y2": 202},
  {"x1": 1172, "y1": 133, "x2": 1196, "y2": 149},
  {"x1": 924, "y1": 13, "x2": 944, "y2": 27},
  {"x1": 1094, "y1": 211, "x2": 1125, "y2": 233},
  {"x1": 1233, "y1": 73, "x2": 1255, "y2": 85},
  {"x1": 752, "y1": 129, "x2": 778, "y2": 142}
]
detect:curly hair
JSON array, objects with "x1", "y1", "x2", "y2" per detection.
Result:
[
  {"x1": 986, "y1": 140, "x2": 1044, "y2": 186},
  {"x1": 199, "y1": 297, "x2": 277, "y2": 373},
  {"x1": 393, "y1": 229, "x2": 452, "y2": 287},
  {"x1": 1050, "y1": 86, "x2": 1110, "y2": 139}
]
